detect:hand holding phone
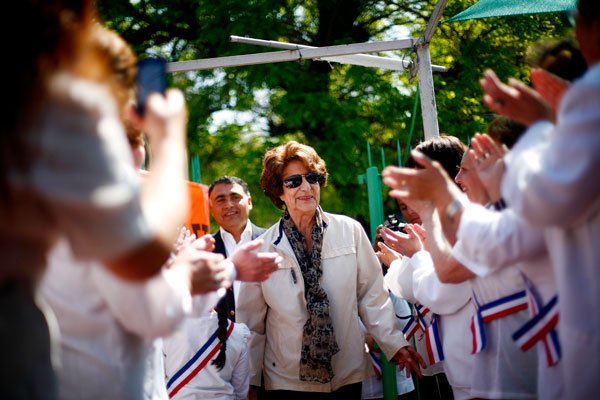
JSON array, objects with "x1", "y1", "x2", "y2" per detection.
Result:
[{"x1": 136, "y1": 57, "x2": 167, "y2": 116}]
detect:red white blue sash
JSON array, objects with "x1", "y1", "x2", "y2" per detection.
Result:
[
  {"x1": 368, "y1": 348, "x2": 382, "y2": 377},
  {"x1": 512, "y1": 277, "x2": 561, "y2": 366},
  {"x1": 167, "y1": 321, "x2": 235, "y2": 398},
  {"x1": 424, "y1": 314, "x2": 444, "y2": 364},
  {"x1": 402, "y1": 303, "x2": 444, "y2": 364},
  {"x1": 402, "y1": 303, "x2": 430, "y2": 340},
  {"x1": 471, "y1": 290, "x2": 528, "y2": 354}
]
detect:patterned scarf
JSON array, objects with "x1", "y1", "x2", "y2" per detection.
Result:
[{"x1": 281, "y1": 208, "x2": 339, "y2": 383}]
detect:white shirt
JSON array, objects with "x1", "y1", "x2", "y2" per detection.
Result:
[
  {"x1": 501, "y1": 62, "x2": 600, "y2": 399},
  {"x1": 163, "y1": 310, "x2": 250, "y2": 400},
  {"x1": 455, "y1": 204, "x2": 563, "y2": 399},
  {"x1": 385, "y1": 252, "x2": 473, "y2": 400},
  {"x1": 41, "y1": 240, "x2": 219, "y2": 400},
  {"x1": 384, "y1": 256, "x2": 445, "y2": 377},
  {"x1": 452, "y1": 240, "x2": 537, "y2": 399}
]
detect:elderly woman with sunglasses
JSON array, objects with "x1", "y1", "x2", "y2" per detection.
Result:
[{"x1": 237, "y1": 141, "x2": 424, "y2": 400}]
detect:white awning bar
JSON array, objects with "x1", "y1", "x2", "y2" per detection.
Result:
[
  {"x1": 168, "y1": 37, "x2": 416, "y2": 72},
  {"x1": 229, "y1": 35, "x2": 446, "y2": 73}
]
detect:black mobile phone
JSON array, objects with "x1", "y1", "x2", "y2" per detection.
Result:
[
  {"x1": 384, "y1": 214, "x2": 407, "y2": 233},
  {"x1": 136, "y1": 57, "x2": 167, "y2": 115}
]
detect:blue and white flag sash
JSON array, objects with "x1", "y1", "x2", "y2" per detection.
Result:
[
  {"x1": 167, "y1": 321, "x2": 235, "y2": 398},
  {"x1": 471, "y1": 290, "x2": 528, "y2": 354},
  {"x1": 513, "y1": 277, "x2": 561, "y2": 366},
  {"x1": 402, "y1": 303, "x2": 444, "y2": 364}
]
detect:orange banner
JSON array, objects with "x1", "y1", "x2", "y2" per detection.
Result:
[
  {"x1": 186, "y1": 181, "x2": 210, "y2": 237},
  {"x1": 138, "y1": 170, "x2": 210, "y2": 237}
]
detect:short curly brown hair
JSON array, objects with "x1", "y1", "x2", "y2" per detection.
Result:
[{"x1": 260, "y1": 141, "x2": 328, "y2": 209}]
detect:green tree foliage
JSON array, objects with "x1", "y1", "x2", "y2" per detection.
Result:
[{"x1": 97, "y1": 0, "x2": 574, "y2": 231}]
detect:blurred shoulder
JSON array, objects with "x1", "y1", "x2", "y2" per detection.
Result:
[{"x1": 48, "y1": 72, "x2": 118, "y2": 117}]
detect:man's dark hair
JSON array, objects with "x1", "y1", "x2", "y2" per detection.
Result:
[
  {"x1": 526, "y1": 38, "x2": 587, "y2": 82},
  {"x1": 208, "y1": 176, "x2": 250, "y2": 197}
]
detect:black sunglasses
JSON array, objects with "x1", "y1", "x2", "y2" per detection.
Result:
[{"x1": 282, "y1": 172, "x2": 324, "y2": 189}]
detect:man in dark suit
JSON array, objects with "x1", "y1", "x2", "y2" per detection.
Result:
[{"x1": 209, "y1": 176, "x2": 265, "y2": 321}]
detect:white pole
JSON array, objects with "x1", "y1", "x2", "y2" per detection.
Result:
[
  {"x1": 416, "y1": 45, "x2": 439, "y2": 139},
  {"x1": 413, "y1": 0, "x2": 449, "y2": 139}
]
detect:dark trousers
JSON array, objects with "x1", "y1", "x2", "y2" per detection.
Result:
[
  {"x1": 414, "y1": 373, "x2": 454, "y2": 400},
  {"x1": 265, "y1": 382, "x2": 362, "y2": 400}
]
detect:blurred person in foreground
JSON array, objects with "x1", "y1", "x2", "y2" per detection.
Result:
[
  {"x1": 478, "y1": 0, "x2": 600, "y2": 396},
  {"x1": 380, "y1": 135, "x2": 471, "y2": 400},
  {"x1": 0, "y1": 1, "x2": 191, "y2": 397},
  {"x1": 237, "y1": 141, "x2": 424, "y2": 400},
  {"x1": 40, "y1": 25, "x2": 280, "y2": 400},
  {"x1": 382, "y1": 0, "x2": 600, "y2": 395}
]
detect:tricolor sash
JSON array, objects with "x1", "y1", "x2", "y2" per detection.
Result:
[
  {"x1": 424, "y1": 315, "x2": 444, "y2": 364},
  {"x1": 471, "y1": 290, "x2": 528, "y2": 354},
  {"x1": 512, "y1": 277, "x2": 561, "y2": 366},
  {"x1": 402, "y1": 303, "x2": 444, "y2": 364},
  {"x1": 167, "y1": 321, "x2": 235, "y2": 398},
  {"x1": 368, "y1": 348, "x2": 382, "y2": 377},
  {"x1": 402, "y1": 303, "x2": 430, "y2": 340}
]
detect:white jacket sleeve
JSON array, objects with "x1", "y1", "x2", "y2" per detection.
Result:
[
  {"x1": 411, "y1": 251, "x2": 471, "y2": 315},
  {"x1": 452, "y1": 205, "x2": 546, "y2": 277},
  {"x1": 355, "y1": 221, "x2": 409, "y2": 360},
  {"x1": 384, "y1": 257, "x2": 416, "y2": 303},
  {"x1": 91, "y1": 266, "x2": 192, "y2": 338},
  {"x1": 502, "y1": 71, "x2": 600, "y2": 228}
]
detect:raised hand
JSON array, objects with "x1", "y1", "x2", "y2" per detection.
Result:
[
  {"x1": 376, "y1": 241, "x2": 402, "y2": 268},
  {"x1": 479, "y1": 69, "x2": 553, "y2": 126},
  {"x1": 171, "y1": 246, "x2": 227, "y2": 295},
  {"x1": 470, "y1": 133, "x2": 507, "y2": 202},
  {"x1": 230, "y1": 239, "x2": 282, "y2": 282},
  {"x1": 190, "y1": 234, "x2": 216, "y2": 252},
  {"x1": 380, "y1": 226, "x2": 423, "y2": 258},
  {"x1": 174, "y1": 226, "x2": 195, "y2": 253}
]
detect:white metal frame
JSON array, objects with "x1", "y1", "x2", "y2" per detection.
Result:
[{"x1": 166, "y1": 0, "x2": 449, "y2": 139}]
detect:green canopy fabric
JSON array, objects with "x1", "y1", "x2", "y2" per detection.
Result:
[{"x1": 445, "y1": 0, "x2": 577, "y2": 23}]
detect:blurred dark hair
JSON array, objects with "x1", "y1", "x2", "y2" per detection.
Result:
[
  {"x1": 407, "y1": 134, "x2": 467, "y2": 179},
  {"x1": 526, "y1": 38, "x2": 587, "y2": 82},
  {"x1": 578, "y1": 0, "x2": 600, "y2": 21},
  {"x1": 486, "y1": 116, "x2": 527, "y2": 149},
  {"x1": 211, "y1": 296, "x2": 230, "y2": 371}
]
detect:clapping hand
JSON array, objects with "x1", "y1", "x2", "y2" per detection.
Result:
[
  {"x1": 470, "y1": 133, "x2": 508, "y2": 202},
  {"x1": 230, "y1": 239, "x2": 282, "y2": 282}
]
